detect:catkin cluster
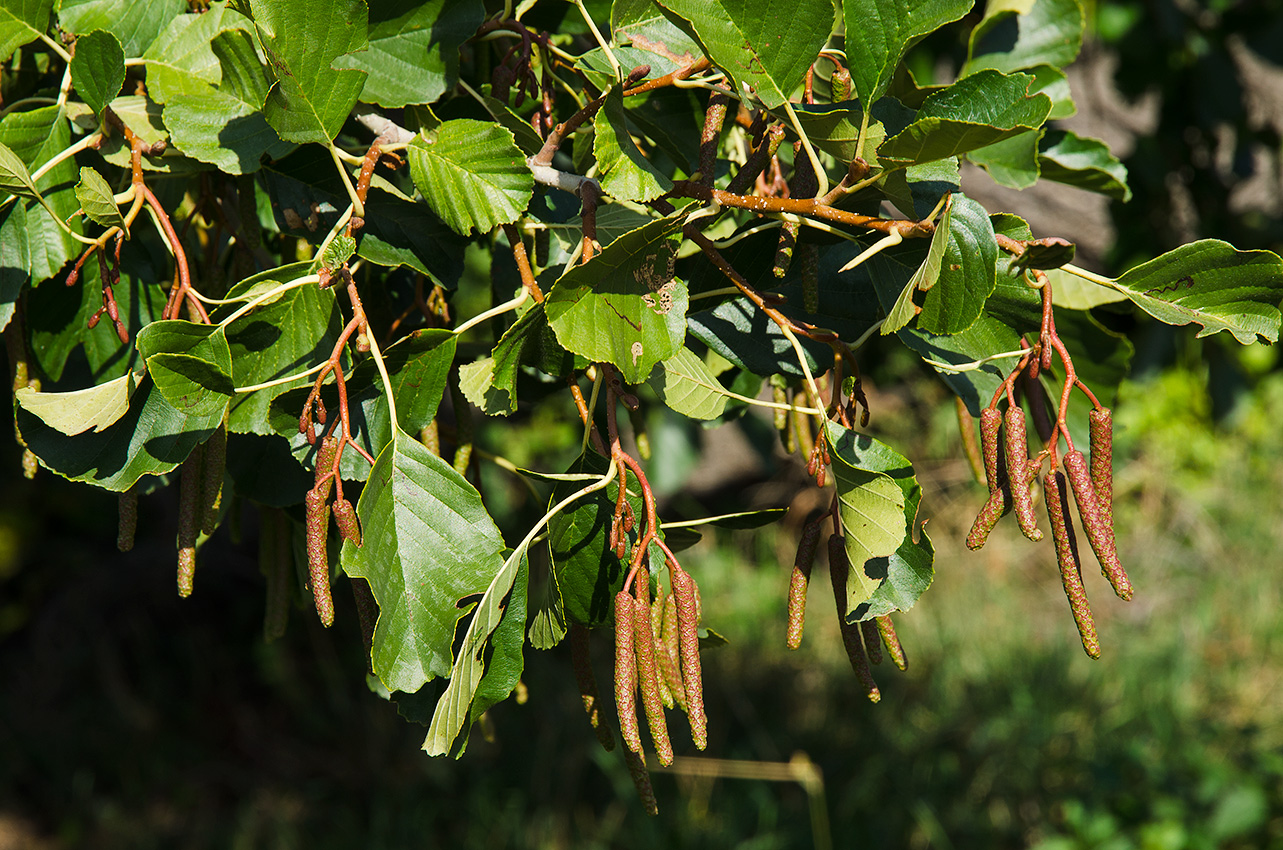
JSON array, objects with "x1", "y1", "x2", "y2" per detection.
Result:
[{"x1": 968, "y1": 402, "x2": 1131, "y2": 657}]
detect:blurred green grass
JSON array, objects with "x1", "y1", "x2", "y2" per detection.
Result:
[{"x1": 1, "y1": 361, "x2": 1281, "y2": 849}]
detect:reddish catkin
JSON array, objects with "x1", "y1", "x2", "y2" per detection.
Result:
[
  {"x1": 1089, "y1": 407, "x2": 1114, "y2": 516},
  {"x1": 1063, "y1": 451, "x2": 1133, "y2": 602},
  {"x1": 1045, "y1": 470, "x2": 1102, "y2": 658},
  {"x1": 670, "y1": 563, "x2": 707, "y2": 750},
  {"x1": 117, "y1": 489, "x2": 138, "y2": 552},
  {"x1": 876, "y1": 615, "x2": 908, "y2": 671},
  {"x1": 570, "y1": 623, "x2": 615, "y2": 752},
  {"x1": 860, "y1": 619, "x2": 883, "y2": 665},
  {"x1": 314, "y1": 436, "x2": 338, "y2": 499},
  {"x1": 623, "y1": 748, "x2": 659, "y2": 816},
  {"x1": 1004, "y1": 404, "x2": 1043, "y2": 542},
  {"x1": 613, "y1": 590, "x2": 642, "y2": 754},
  {"x1": 650, "y1": 584, "x2": 673, "y2": 708},
  {"x1": 332, "y1": 498, "x2": 362, "y2": 546},
  {"x1": 828, "y1": 534, "x2": 880, "y2": 702},
  {"x1": 305, "y1": 487, "x2": 335, "y2": 627},
  {"x1": 200, "y1": 424, "x2": 227, "y2": 536},
  {"x1": 632, "y1": 574, "x2": 673, "y2": 766},
  {"x1": 659, "y1": 592, "x2": 687, "y2": 711},
  {"x1": 176, "y1": 446, "x2": 204, "y2": 598},
  {"x1": 967, "y1": 408, "x2": 1008, "y2": 550},
  {"x1": 786, "y1": 518, "x2": 822, "y2": 649}
]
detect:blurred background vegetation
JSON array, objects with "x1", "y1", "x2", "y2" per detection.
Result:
[{"x1": 2, "y1": 1, "x2": 1282, "y2": 848}]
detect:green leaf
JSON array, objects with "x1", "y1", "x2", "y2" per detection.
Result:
[
  {"x1": 332, "y1": 0, "x2": 484, "y2": 108},
  {"x1": 612, "y1": 0, "x2": 701, "y2": 66},
  {"x1": 917, "y1": 193, "x2": 997, "y2": 334},
  {"x1": 593, "y1": 88, "x2": 673, "y2": 202},
  {"x1": 882, "y1": 200, "x2": 953, "y2": 335},
  {"x1": 15, "y1": 371, "x2": 137, "y2": 435},
  {"x1": 1037, "y1": 129, "x2": 1131, "y2": 202},
  {"x1": 458, "y1": 301, "x2": 568, "y2": 416},
  {"x1": 244, "y1": 0, "x2": 369, "y2": 144},
  {"x1": 1107, "y1": 241, "x2": 1283, "y2": 344},
  {"x1": 962, "y1": 0, "x2": 1084, "y2": 77},
  {"x1": 160, "y1": 29, "x2": 293, "y2": 174},
  {"x1": 791, "y1": 103, "x2": 886, "y2": 163},
  {"x1": 0, "y1": 0, "x2": 54, "y2": 63},
  {"x1": 340, "y1": 429, "x2": 507, "y2": 694},
  {"x1": 74, "y1": 166, "x2": 125, "y2": 229},
  {"x1": 422, "y1": 545, "x2": 527, "y2": 757},
  {"x1": 58, "y1": 0, "x2": 186, "y2": 56},
  {"x1": 0, "y1": 106, "x2": 81, "y2": 282},
  {"x1": 142, "y1": 4, "x2": 254, "y2": 101},
  {"x1": 0, "y1": 139, "x2": 41, "y2": 202},
  {"x1": 15, "y1": 373, "x2": 226, "y2": 491},
  {"x1": 1048, "y1": 268, "x2": 1125, "y2": 310},
  {"x1": 968, "y1": 129, "x2": 1042, "y2": 189},
  {"x1": 823, "y1": 422, "x2": 910, "y2": 613},
  {"x1": 136, "y1": 320, "x2": 235, "y2": 418},
  {"x1": 652, "y1": 0, "x2": 835, "y2": 109},
  {"x1": 545, "y1": 208, "x2": 690, "y2": 384},
  {"x1": 882, "y1": 156, "x2": 960, "y2": 220},
  {"x1": 648, "y1": 346, "x2": 729, "y2": 420},
  {"x1": 878, "y1": 70, "x2": 1052, "y2": 167},
  {"x1": 407, "y1": 118, "x2": 534, "y2": 236},
  {"x1": 843, "y1": 0, "x2": 974, "y2": 104},
  {"x1": 69, "y1": 29, "x2": 125, "y2": 116}
]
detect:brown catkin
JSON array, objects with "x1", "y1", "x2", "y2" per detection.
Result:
[
  {"x1": 828, "y1": 534, "x2": 880, "y2": 702},
  {"x1": 860, "y1": 619, "x2": 883, "y2": 665},
  {"x1": 632, "y1": 574, "x2": 673, "y2": 766},
  {"x1": 774, "y1": 219, "x2": 798, "y2": 279},
  {"x1": 570, "y1": 623, "x2": 615, "y2": 752},
  {"x1": 314, "y1": 436, "x2": 338, "y2": 500},
  {"x1": 786, "y1": 518, "x2": 822, "y2": 649},
  {"x1": 1089, "y1": 407, "x2": 1113, "y2": 516},
  {"x1": 1004, "y1": 405, "x2": 1042, "y2": 541},
  {"x1": 876, "y1": 615, "x2": 908, "y2": 671},
  {"x1": 1045, "y1": 470, "x2": 1101, "y2": 658},
  {"x1": 623, "y1": 748, "x2": 659, "y2": 816},
  {"x1": 1063, "y1": 451, "x2": 1132, "y2": 601},
  {"x1": 332, "y1": 498, "x2": 362, "y2": 546},
  {"x1": 613, "y1": 590, "x2": 642, "y2": 754},
  {"x1": 200, "y1": 425, "x2": 227, "y2": 536},
  {"x1": 799, "y1": 242, "x2": 820, "y2": 313},
  {"x1": 177, "y1": 445, "x2": 204, "y2": 598},
  {"x1": 831, "y1": 65, "x2": 852, "y2": 102},
  {"x1": 305, "y1": 487, "x2": 334, "y2": 626},
  {"x1": 659, "y1": 592, "x2": 687, "y2": 711},
  {"x1": 117, "y1": 489, "x2": 138, "y2": 552},
  {"x1": 670, "y1": 563, "x2": 707, "y2": 749},
  {"x1": 967, "y1": 408, "x2": 1009, "y2": 550},
  {"x1": 650, "y1": 584, "x2": 673, "y2": 708}
]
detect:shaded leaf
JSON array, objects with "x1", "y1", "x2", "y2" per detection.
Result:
[
  {"x1": 135, "y1": 320, "x2": 235, "y2": 418},
  {"x1": 1038, "y1": 129, "x2": 1131, "y2": 202},
  {"x1": 917, "y1": 193, "x2": 997, "y2": 334},
  {"x1": 963, "y1": 0, "x2": 1084, "y2": 76},
  {"x1": 70, "y1": 29, "x2": 125, "y2": 116}
]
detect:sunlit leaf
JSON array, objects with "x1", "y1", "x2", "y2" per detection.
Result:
[{"x1": 408, "y1": 118, "x2": 534, "y2": 236}]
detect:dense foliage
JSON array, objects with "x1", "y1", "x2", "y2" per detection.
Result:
[{"x1": 2, "y1": 0, "x2": 1280, "y2": 813}]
